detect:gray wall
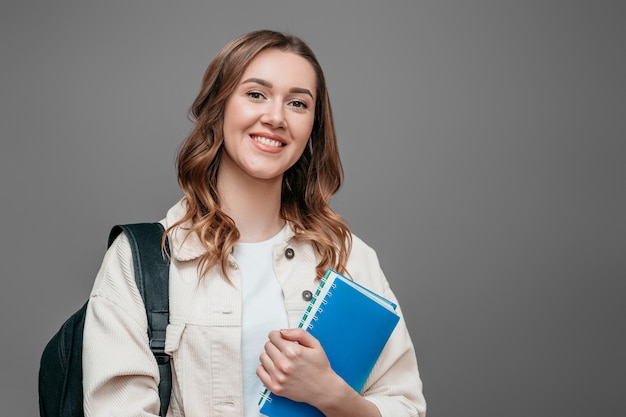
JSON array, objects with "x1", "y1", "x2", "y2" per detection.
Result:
[{"x1": 2, "y1": 1, "x2": 624, "y2": 416}]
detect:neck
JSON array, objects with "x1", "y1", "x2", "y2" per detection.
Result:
[{"x1": 217, "y1": 161, "x2": 285, "y2": 243}]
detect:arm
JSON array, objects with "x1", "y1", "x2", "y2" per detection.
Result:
[
  {"x1": 257, "y1": 328, "x2": 381, "y2": 417},
  {"x1": 361, "y1": 305, "x2": 427, "y2": 417},
  {"x1": 261, "y1": 234, "x2": 426, "y2": 416},
  {"x1": 345, "y1": 238, "x2": 427, "y2": 417},
  {"x1": 82, "y1": 233, "x2": 161, "y2": 417}
]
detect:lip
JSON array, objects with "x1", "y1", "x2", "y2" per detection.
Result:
[
  {"x1": 249, "y1": 132, "x2": 287, "y2": 153},
  {"x1": 249, "y1": 131, "x2": 287, "y2": 145}
]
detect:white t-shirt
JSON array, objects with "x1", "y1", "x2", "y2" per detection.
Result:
[{"x1": 233, "y1": 225, "x2": 290, "y2": 417}]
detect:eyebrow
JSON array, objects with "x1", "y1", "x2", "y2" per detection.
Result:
[{"x1": 241, "y1": 77, "x2": 314, "y2": 99}]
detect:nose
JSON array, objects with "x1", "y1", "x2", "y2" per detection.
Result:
[{"x1": 261, "y1": 101, "x2": 286, "y2": 128}]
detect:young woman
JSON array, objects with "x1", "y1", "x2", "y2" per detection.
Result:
[{"x1": 82, "y1": 30, "x2": 426, "y2": 417}]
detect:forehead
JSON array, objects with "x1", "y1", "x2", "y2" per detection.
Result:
[{"x1": 240, "y1": 49, "x2": 317, "y2": 94}]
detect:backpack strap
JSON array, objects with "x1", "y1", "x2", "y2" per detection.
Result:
[{"x1": 108, "y1": 223, "x2": 171, "y2": 417}]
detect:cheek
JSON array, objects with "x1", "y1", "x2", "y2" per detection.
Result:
[
  {"x1": 223, "y1": 100, "x2": 257, "y2": 133},
  {"x1": 292, "y1": 116, "x2": 315, "y2": 141},
  {"x1": 292, "y1": 122, "x2": 314, "y2": 159}
]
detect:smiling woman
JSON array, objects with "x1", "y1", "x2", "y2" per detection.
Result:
[
  {"x1": 221, "y1": 49, "x2": 316, "y2": 186},
  {"x1": 80, "y1": 30, "x2": 426, "y2": 417}
]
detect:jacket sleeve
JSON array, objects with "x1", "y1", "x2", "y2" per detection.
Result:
[
  {"x1": 347, "y1": 236, "x2": 427, "y2": 417},
  {"x1": 363, "y1": 295, "x2": 427, "y2": 417},
  {"x1": 83, "y1": 233, "x2": 161, "y2": 417}
]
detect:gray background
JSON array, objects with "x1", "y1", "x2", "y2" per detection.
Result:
[{"x1": 1, "y1": 1, "x2": 624, "y2": 416}]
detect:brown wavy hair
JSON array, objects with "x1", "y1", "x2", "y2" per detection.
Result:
[{"x1": 167, "y1": 29, "x2": 351, "y2": 280}]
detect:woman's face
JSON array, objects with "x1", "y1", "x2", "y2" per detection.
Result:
[{"x1": 220, "y1": 48, "x2": 317, "y2": 184}]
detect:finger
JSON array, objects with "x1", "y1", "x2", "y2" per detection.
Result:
[
  {"x1": 267, "y1": 328, "x2": 306, "y2": 347},
  {"x1": 279, "y1": 328, "x2": 320, "y2": 348},
  {"x1": 267, "y1": 330, "x2": 300, "y2": 354},
  {"x1": 256, "y1": 361, "x2": 272, "y2": 386},
  {"x1": 266, "y1": 334, "x2": 305, "y2": 363},
  {"x1": 258, "y1": 349, "x2": 290, "y2": 391},
  {"x1": 262, "y1": 337, "x2": 283, "y2": 362},
  {"x1": 258, "y1": 350, "x2": 274, "y2": 373},
  {"x1": 257, "y1": 361, "x2": 287, "y2": 397},
  {"x1": 266, "y1": 329, "x2": 281, "y2": 342}
]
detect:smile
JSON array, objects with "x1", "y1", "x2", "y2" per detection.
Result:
[{"x1": 251, "y1": 135, "x2": 284, "y2": 148}]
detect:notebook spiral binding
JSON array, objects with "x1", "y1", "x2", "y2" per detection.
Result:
[
  {"x1": 258, "y1": 279, "x2": 338, "y2": 408},
  {"x1": 258, "y1": 389, "x2": 273, "y2": 403},
  {"x1": 301, "y1": 282, "x2": 338, "y2": 330}
]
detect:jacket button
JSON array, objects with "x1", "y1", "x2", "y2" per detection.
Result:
[
  {"x1": 302, "y1": 290, "x2": 313, "y2": 301},
  {"x1": 285, "y1": 248, "x2": 295, "y2": 259}
]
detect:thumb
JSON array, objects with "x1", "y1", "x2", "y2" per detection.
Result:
[{"x1": 280, "y1": 328, "x2": 319, "y2": 347}]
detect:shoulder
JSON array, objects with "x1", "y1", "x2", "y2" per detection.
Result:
[
  {"x1": 347, "y1": 232, "x2": 380, "y2": 270},
  {"x1": 162, "y1": 199, "x2": 206, "y2": 262},
  {"x1": 89, "y1": 232, "x2": 144, "y2": 313},
  {"x1": 345, "y1": 233, "x2": 392, "y2": 296},
  {"x1": 349, "y1": 232, "x2": 377, "y2": 257},
  {"x1": 91, "y1": 232, "x2": 134, "y2": 294}
]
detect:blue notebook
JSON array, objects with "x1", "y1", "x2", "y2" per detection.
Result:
[{"x1": 258, "y1": 269, "x2": 400, "y2": 416}]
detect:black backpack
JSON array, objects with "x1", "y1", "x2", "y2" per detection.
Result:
[{"x1": 38, "y1": 223, "x2": 172, "y2": 417}]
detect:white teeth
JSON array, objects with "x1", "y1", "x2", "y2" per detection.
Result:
[{"x1": 252, "y1": 135, "x2": 283, "y2": 147}]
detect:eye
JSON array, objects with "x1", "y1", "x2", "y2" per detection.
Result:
[
  {"x1": 247, "y1": 91, "x2": 265, "y2": 101},
  {"x1": 289, "y1": 100, "x2": 308, "y2": 110}
]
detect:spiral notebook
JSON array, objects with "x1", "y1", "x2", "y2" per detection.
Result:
[{"x1": 258, "y1": 269, "x2": 400, "y2": 417}]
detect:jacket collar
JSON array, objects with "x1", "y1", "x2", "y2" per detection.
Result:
[{"x1": 164, "y1": 198, "x2": 295, "y2": 262}]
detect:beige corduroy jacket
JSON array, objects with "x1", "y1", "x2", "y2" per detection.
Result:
[{"x1": 83, "y1": 199, "x2": 426, "y2": 417}]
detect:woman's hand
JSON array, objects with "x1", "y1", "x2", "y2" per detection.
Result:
[
  {"x1": 256, "y1": 328, "x2": 335, "y2": 404},
  {"x1": 256, "y1": 328, "x2": 381, "y2": 417}
]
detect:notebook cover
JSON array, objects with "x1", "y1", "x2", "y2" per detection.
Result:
[{"x1": 259, "y1": 270, "x2": 400, "y2": 416}]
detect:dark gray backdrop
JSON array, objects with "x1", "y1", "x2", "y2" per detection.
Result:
[{"x1": 2, "y1": 1, "x2": 624, "y2": 416}]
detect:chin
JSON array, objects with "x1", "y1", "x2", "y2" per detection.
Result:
[{"x1": 245, "y1": 170, "x2": 284, "y2": 182}]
